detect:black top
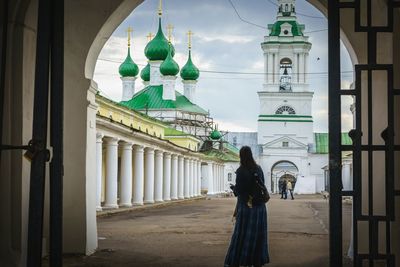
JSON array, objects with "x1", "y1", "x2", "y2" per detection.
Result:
[{"x1": 234, "y1": 165, "x2": 265, "y2": 204}]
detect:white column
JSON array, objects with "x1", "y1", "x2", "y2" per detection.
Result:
[
  {"x1": 221, "y1": 165, "x2": 225, "y2": 192},
  {"x1": 293, "y1": 52, "x2": 298, "y2": 84},
  {"x1": 96, "y1": 133, "x2": 103, "y2": 211},
  {"x1": 206, "y1": 163, "x2": 214, "y2": 194},
  {"x1": 197, "y1": 161, "x2": 202, "y2": 196},
  {"x1": 304, "y1": 53, "x2": 309, "y2": 85},
  {"x1": 144, "y1": 147, "x2": 155, "y2": 204},
  {"x1": 193, "y1": 160, "x2": 198, "y2": 197},
  {"x1": 184, "y1": 158, "x2": 190, "y2": 199},
  {"x1": 154, "y1": 150, "x2": 164, "y2": 202},
  {"x1": 133, "y1": 145, "x2": 144, "y2": 205},
  {"x1": 119, "y1": 142, "x2": 133, "y2": 207},
  {"x1": 163, "y1": 152, "x2": 172, "y2": 201},
  {"x1": 190, "y1": 159, "x2": 194, "y2": 197},
  {"x1": 267, "y1": 52, "x2": 273, "y2": 84},
  {"x1": 299, "y1": 53, "x2": 305, "y2": 83},
  {"x1": 178, "y1": 156, "x2": 184, "y2": 199},
  {"x1": 171, "y1": 154, "x2": 178, "y2": 200},
  {"x1": 212, "y1": 164, "x2": 216, "y2": 194},
  {"x1": 104, "y1": 137, "x2": 119, "y2": 209},
  {"x1": 217, "y1": 165, "x2": 220, "y2": 193},
  {"x1": 220, "y1": 165, "x2": 223, "y2": 193}
]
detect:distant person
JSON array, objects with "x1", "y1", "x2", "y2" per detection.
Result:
[
  {"x1": 225, "y1": 146, "x2": 270, "y2": 267},
  {"x1": 287, "y1": 181, "x2": 294, "y2": 200},
  {"x1": 281, "y1": 180, "x2": 287, "y2": 200}
]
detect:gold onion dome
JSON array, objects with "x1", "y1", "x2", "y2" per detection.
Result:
[
  {"x1": 160, "y1": 44, "x2": 180, "y2": 76},
  {"x1": 140, "y1": 63, "x2": 150, "y2": 81},
  {"x1": 118, "y1": 48, "x2": 139, "y2": 77},
  {"x1": 180, "y1": 50, "x2": 200, "y2": 80},
  {"x1": 144, "y1": 18, "x2": 175, "y2": 61}
]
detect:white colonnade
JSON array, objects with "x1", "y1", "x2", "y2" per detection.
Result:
[{"x1": 95, "y1": 133, "x2": 213, "y2": 210}]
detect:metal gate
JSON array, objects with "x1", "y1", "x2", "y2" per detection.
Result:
[{"x1": 329, "y1": 1, "x2": 400, "y2": 266}]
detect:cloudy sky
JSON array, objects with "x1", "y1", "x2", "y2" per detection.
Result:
[{"x1": 94, "y1": 0, "x2": 354, "y2": 133}]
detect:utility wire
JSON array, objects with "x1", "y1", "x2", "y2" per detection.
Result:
[
  {"x1": 98, "y1": 57, "x2": 354, "y2": 75},
  {"x1": 227, "y1": 0, "x2": 267, "y2": 29},
  {"x1": 228, "y1": 0, "x2": 327, "y2": 34}
]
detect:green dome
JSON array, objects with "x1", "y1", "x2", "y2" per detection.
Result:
[
  {"x1": 210, "y1": 129, "x2": 222, "y2": 140},
  {"x1": 140, "y1": 63, "x2": 150, "y2": 81},
  {"x1": 145, "y1": 18, "x2": 175, "y2": 61},
  {"x1": 119, "y1": 48, "x2": 139, "y2": 77},
  {"x1": 180, "y1": 50, "x2": 200, "y2": 80},
  {"x1": 160, "y1": 45, "x2": 180, "y2": 76}
]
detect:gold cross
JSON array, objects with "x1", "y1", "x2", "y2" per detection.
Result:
[
  {"x1": 167, "y1": 24, "x2": 174, "y2": 42},
  {"x1": 158, "y1": 0, "x2": 162, "y2": 16},
  {"x1": 147, "y1": 32, "x2": 154, "y2": 42},
  {"x1": 187, "y1": 30, "x2": 194, "y2": 49},
  {"x1": 127, "y1": 26, "x2": 133, "y2": 47}
]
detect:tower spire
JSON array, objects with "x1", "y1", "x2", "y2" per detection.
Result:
[
  {"x1": 158, "y1": 0, "x2": 163, "y2": 16},
  {"x1": 167, "y1": 24, "x2": 174, "y2": 43},
  {"x1": 187, "y1": 30, "x2": 194, "y2": 50},
  {"x1": 127, "y1": 26, "x2": 133, "y2": 47}
]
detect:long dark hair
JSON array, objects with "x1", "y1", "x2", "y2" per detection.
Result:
[{"x1": 239, "y1": 146, "x2": 258, "y2": 170}]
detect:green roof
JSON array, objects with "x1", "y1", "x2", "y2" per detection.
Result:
[
  {"x1": 203, "y1": 148, "x2": 240, "y2": 162},
  {"x1": 120, "y1": 85, "x2": 208, "y2": 115},
  {"x1": 268, "y1": 21, "x2": 305, "y2": 36},
  {"x1": 180, "y1": 50, "x2": 200, "y2": 81},
  {"x1": 223, "y1": 142, "x2": 240, "y2": 154},
  {"x1": 314, "y1": 133, "x2": 353, "y2": 154},
  {"x1": 119, "y1": 48, "x2": 139, "y2": 77},
  {"x1": 164, "y1": 127, "x2": 189, "y2": 137}
]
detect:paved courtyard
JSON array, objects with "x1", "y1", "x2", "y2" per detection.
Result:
[{"x1": 59, "y1": 195, "x2": 353, "y2": 267}]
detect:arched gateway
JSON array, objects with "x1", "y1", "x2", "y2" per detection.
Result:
[{"x1": 271, "y1": 161, "x2": 299, "y2": 194}]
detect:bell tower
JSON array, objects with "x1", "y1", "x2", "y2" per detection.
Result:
[{"x1": 257, "y1": 0, "x2": 315, "y2": 190}]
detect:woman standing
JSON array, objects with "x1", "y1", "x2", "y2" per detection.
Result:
[{"x1": 224, "y1": 146, "x2": 270, "y2": 267}]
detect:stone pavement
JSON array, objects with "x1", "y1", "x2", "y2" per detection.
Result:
[{"x1": 56, "y1": 195, "x2": 353, "y2": 267}]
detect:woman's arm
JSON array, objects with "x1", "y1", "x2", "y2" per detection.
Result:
[{"x1": 234, "y1": 168, "x2": 246, "y2": 195}]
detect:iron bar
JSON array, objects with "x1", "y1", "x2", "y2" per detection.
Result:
[
  {"x1": 341, "y1": 191, "x2": 354, "y2": 197},
  {"x1": 0, "y1": 0, "x2": 8, "y2": 163},
  {"x1": 27, "y1": 0, "x2": 52, "y2": 265},
  {"x1": 340, "y1": 90, "x2": 357, "y2": 95},
  {"x1": 49, "y1": 0, "x2": 64, "y2": 265},
  {"x1": 328, "y1": 1, "x2": 343, "y2": 266}
]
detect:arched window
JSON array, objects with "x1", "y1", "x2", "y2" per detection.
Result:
[
  {"x1": 276, "y1": 106, "x2": 296, "y2": 115},
  {"x1": 280, "y1": 58, "x2": 292, "y2": 91}
]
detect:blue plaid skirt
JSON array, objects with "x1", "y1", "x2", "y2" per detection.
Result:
[{"x1": 224, "y1": 200, "x2": 270, "y2": 266}]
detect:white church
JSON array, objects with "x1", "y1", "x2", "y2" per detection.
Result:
[{"x1": 225, "y1": 0, "x2": 353, "y2": 195}]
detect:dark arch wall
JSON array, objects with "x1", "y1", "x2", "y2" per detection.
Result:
[{"x1": 1, "y1": 1, "x2": 399, "y2": 266}]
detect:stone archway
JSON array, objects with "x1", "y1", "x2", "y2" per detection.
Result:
[{"x1": 271, "y1": 161, "x2": 299, "y2": 194}]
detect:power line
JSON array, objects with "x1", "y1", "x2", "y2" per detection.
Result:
[
  {"x1": 98, "y1": 57, "x2": 354, "y2": 76},
  {"x1": 227, "y1": 0, "x2": 267, "y2": 30},
  {"x1": 228, "y1": 0, "x2": 327, "y2": 34}
]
